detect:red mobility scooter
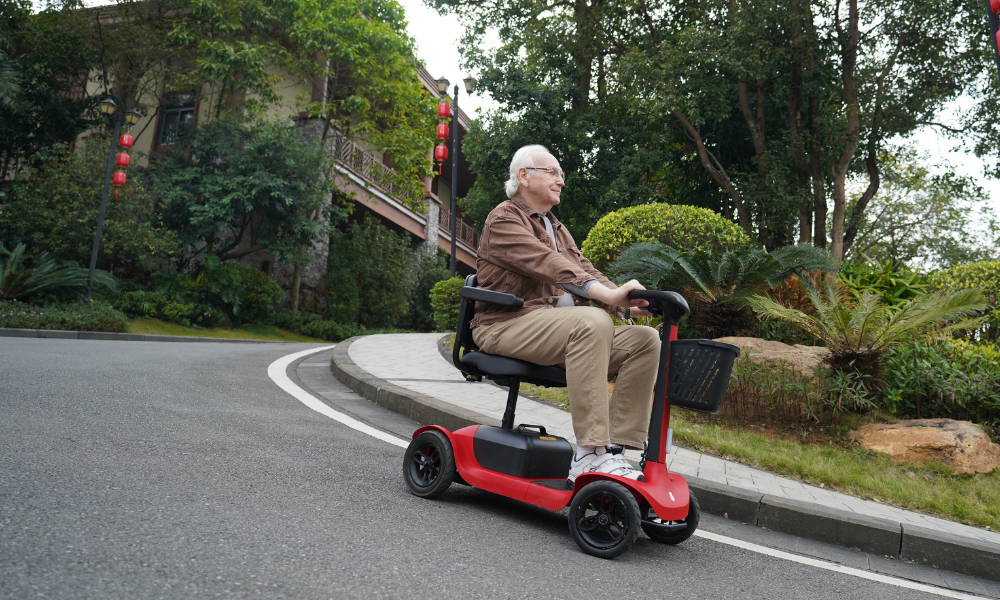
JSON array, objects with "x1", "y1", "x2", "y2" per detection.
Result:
[{"x1": 403, "y1": 276, "x2": 739, "y2": 558}]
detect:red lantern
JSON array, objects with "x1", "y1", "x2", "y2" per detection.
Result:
[
  {"x1": 119, "y1": 133, "x2": 134, "y2": 149},
  {"x1": 434, "y1": 144, "x2": 448, "y2": 162},
  {"x1": 991, "y1": 0, "x2": 999, "y2": 13},
  {"x1": 436, "y1": 123, "x2": 449, "y2": 140},
  {"x1": 115, "y1": 152, "x2": 130, "y2": 167},
  {"x1": 437, "y1": 101, "x2": 451, "y2": 119},
  {"x1": 112, "y1": 171, "x2": 127, "y2": 187}
]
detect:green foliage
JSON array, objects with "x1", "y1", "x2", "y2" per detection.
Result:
[
  {"x1": 0, "y1": 0, "x2": 99, "y2": 180},
  {"x1": 845, "y1": 153, "x2": 999, "y2": 268},
  {"x1": 0, "y1": 242, "x2": 116, "y2": 301},
  {"x1": 882, "y1": 340, "x2": 1000, "y2": 424},
  {"x1": 837, "y1": 261, "x2": 931, "y2": 308},
  {"x1": 152, "y1": 119, "x2": 336, "y2": 267},
  {"x1": 749, "y1": 279, "x2": 987, "y2": 381},
  {"x1": 1, "y1": 141, "x2": 179, "y2": 281},
  {"x1": 194, "y1": 256, "x2": 282, "y2": 325},
  {"x1": 401, "y1": 250, "x2": 450, "y2": 332},
  {"x1": 582, "y1": 204, "x2": 750, "y2": 271},
  {"x1": 930, "y1": 260, "x2": 1000, "y2": 342},
  {"x1": 267, "y1": 309, "x2": 366, "y2": 341},
  {"x1": 325, "y1": 215, "x2": 415, "y2": 329},
  {"x1": 610, "y1": 242, "x2": 836, "y2": 338},
  {"x1": 0, "y1": 299, "x2": 127, "y2": 332},
  {"x1": 113, "y1": 290, "x2": 227, "y2": 328},
  {"x1": 430, "y1": 277, "x2": 464, "y2": 332}
]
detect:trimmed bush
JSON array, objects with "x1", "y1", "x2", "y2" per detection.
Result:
[
  {"x1": 930, "y1": 260, "x2": 1000, "y2": 341},
  {"x1": 581, "y1": 204, "x2": 750, "y2": 271},
  {"x1": 430, "y1": 277, "x2": 464, "y2": 331},
  {"x1": 0, "y1": 300, "x2": 128, "y2": 332},
  {"x1": 195, "y1": 257, "x2": 282, "y2": 325}
]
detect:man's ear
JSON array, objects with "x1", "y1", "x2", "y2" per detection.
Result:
[{"x1": 517, "y1": 167, "x2": 530, "y2": 188}]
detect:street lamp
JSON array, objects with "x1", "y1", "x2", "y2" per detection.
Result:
[
  {"x1": 86, "y1": 98, "x2": 142, "y2": 300},
  {"x1": 435, "y1": 75, "x2": 475, "y2": 277}
]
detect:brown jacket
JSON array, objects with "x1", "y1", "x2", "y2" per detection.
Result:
[{"x1": 471, "y1": 196, "x2": 618, "y2": 327}]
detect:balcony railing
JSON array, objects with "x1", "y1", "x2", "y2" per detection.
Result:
[
  {"x1": 329, "y1": 130, "x2": 481, "y2": 251},
  {"x1": 330, "y1": 131, "x2": 424, "y2": 207},
  {"x1": 439, "y1": 208, "x2": 481, "y2": 250}
]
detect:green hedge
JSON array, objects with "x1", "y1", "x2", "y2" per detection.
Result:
[
  {"x1": 581, "y1": 204, "x2": 750, "y2": 271},
  {"x1": 430, "y1": 277, "x2": 464, "y2": 331},
  {"x1": 930, "y1": 260, "x2": 999, "y2": 342},
  {"x1": 113, "y1": 290, "x2": 228, "y2": 328},
  {"x1": 0, "y1": 300, "x2": 128, "y2": 332}
]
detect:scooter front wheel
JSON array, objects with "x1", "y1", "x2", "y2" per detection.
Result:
[
  {"x1": 641, "y1": 490, "x2": 700, "y2": 545},
  {"x1": 403, "y1": 430, "x2": 456, "y2": 499},
  {"x1": 568, "y1": 480, "x2": 641, "y2": 559}
]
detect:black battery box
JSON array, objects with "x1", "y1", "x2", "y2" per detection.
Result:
[{"x1": 473, "y1": 424, "x2": 573, "y2": 480}]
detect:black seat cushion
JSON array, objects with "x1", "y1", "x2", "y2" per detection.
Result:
[{"x1": 460, "y1": 351, "x2": 567, "y2": 387}]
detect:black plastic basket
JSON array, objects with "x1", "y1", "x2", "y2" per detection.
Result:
[{"x1": 667, "y1": 339, "x2": 741, "y2": 414}]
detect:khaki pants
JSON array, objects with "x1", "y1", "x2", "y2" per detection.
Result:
[{"x1": 472, "y1": 306, "x2": 659, "y2": 449}]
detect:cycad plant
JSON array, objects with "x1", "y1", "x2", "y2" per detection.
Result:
[
  {"x1": 0, "y1": 243, "x2": 117, "y2": 301},
  {"x1": 609, "y1": 242, "x2": 836, "y2": 338},
  {"x1": 747, "y1": 278, "x2": 986, "y2": 381}
]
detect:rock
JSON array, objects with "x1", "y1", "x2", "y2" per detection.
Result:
[
  {"x1": 714, "y1": 336, "x2": 830, "y2": 379},
  {"x1": 852, "y1": 419, "x2": 1000, "y2": 475}
]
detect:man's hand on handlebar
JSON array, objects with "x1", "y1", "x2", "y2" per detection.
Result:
[{"x1": 587, "y1": 279, "x2": 652, "y2": 317}]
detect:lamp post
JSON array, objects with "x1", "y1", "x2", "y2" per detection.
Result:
[
  {"x1": 434, "y1": 76, "x2": 476, "y2": 277},
  {"x1": 86, "y1": 98, "x2": 141, "y2": 300}
]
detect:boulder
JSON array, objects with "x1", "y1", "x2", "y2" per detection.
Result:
[
  {"x1": 714, "y1": 336, "x2": 830, "y2": 379},
  {"x1": 852, "y1": 419, "x2": 1000, "y2": 475}
]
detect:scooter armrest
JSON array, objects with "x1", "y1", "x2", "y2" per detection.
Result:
[
  {"x1": 461, "y1": 287, "x2": 525, "y2": 309},
  {"x1": 627, "y1": 289, "x2": 691, "y2": 322}
]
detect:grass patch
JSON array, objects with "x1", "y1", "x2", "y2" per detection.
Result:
[
  {"x1": 127, "y1": 318, "x2": 325, "y2": 343},
  {"x1": 516, "y1": 383, "x2": 1000, "y2": 531}
]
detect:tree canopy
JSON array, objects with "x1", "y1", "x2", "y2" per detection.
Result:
[{"x1": 436, "y1": 0, "x2": 1000, "y2": 255}]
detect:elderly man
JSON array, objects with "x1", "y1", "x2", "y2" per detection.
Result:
[{"x1": 471, "y1": 144, "x2": 660, "y2": 483}]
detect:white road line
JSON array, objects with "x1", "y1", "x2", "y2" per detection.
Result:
[
  {"x1": 269, "y1": 346, "x2": 989, "y2": 599},
  {"x1": 266, "y1": 345, "x2": 409, "y2": 449},
  {"x1": 694, "y1": 530, "x2": 986, "y2": 599}
]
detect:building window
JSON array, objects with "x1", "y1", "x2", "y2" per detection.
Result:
[{"x1": 158, "y1": 93, "x2": 196, "y2": 145}]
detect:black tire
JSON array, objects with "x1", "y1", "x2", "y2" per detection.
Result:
[
  {"x1": 403, "y1": 430, "x2": 456, "y2": 499},
  {"x1": 568, "y1": 481, "x2": 641, "y2": 559},
  {"x1": 641, "y1": 490, "x2": 700, "y2": 545}
]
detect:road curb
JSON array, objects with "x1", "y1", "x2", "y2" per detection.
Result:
[
  {"x1": 330, "y1": 337, "x2": 500, "y2": 433},
  {"x1": 0, "y1": 327, "x2": 290, "y2": 343},
  {"x1": 330, "y1": 334, "x2": 1000, "y2": 583}
]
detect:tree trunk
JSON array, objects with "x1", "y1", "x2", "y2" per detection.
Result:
[{"x1": 830, "y1": 0, "x2": 862, "y2": 260}]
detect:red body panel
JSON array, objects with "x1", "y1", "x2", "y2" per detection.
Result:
[{"x1": 411, "y1": 425, "x2": 691, "y2": 520}]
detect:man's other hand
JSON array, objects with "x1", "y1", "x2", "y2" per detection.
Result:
[{"x1": 588, "y1": 279, "x2": 651, "y2": 316}]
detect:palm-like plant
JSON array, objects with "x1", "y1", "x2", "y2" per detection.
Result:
[
  {"x1": 609, "y1": 242, "x2": 837, "y2": 338},
  {"x1": 0, "y1": 243, "x2": 117, "y2": 300},
  {"x1": 747, "y1": 278, "x2": 986, "y2": 380}
]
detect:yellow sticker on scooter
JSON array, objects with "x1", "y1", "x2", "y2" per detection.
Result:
[{"x1": 539, "y1": 436, "x2": 556, "y2": 440}]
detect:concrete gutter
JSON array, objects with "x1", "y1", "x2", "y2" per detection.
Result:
[
  {"x1": 0, "y1": 327, "x2": 289, "y2": 343},
  {"x1": 331, "y1": 335, "x2": 1000, "y2": 583}
]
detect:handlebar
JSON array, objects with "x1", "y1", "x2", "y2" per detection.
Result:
[{"x1": 627, "y1": 289, "x2": 691, "y2": 323}]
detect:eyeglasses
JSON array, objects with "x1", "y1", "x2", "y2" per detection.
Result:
[{"x1": 524, "y1": 167, "x2": 566, "y2": 181}]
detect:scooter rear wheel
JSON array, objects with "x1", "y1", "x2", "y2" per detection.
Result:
[
  {"x1": 403, "y1": 430, "x2": 456, "y2": 499},
  {"x1": 568, "y1": 480, "x2": 641, "y2": 559},
  {"x1": 641, "y1": 490, "x2": 700, "y2": 545}
]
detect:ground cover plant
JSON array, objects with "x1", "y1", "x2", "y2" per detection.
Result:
[
  {"x1": 127, "y1": 318, "x2": 323, "y2": 342},
  {"x1": 0, "y1": 300, "x2": 127, "y2": 332}
]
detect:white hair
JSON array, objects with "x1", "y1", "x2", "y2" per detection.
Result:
[{"x1": 504, "y1": 144, "x2": 551, "y2": 198}]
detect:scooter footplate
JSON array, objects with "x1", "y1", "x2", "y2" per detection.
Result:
[{"x1": 531, "y1": 479, "x2": 571, "y2": 491}]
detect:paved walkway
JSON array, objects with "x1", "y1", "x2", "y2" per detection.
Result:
[{"x1": 349, "y1": 332, "x2": 1000, "y2": 547}]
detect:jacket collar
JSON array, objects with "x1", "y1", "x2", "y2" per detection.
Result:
[{"x1": 509, "y1": 195, "x2": 563, "y2": 229}]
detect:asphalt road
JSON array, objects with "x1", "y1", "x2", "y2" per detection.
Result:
[{"x1": 0, "y1": 338, "x2": 985, "y2": 599}]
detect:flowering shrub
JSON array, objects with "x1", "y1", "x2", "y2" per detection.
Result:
[{"x1": 0, "y1": 300, "x2": 128, "y2": 332}]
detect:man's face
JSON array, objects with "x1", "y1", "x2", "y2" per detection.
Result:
[{"x1": 520, "y1": 152, "x2": 565, "y2": 212}]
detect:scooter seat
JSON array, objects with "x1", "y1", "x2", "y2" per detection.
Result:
[{"x1": 459, "y1": 351, "x2": 567, "y2": 387}]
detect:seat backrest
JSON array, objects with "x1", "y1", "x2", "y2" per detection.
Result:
[{"x1": 452, "y1": 274, "x2": 480, "y2": 371}]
